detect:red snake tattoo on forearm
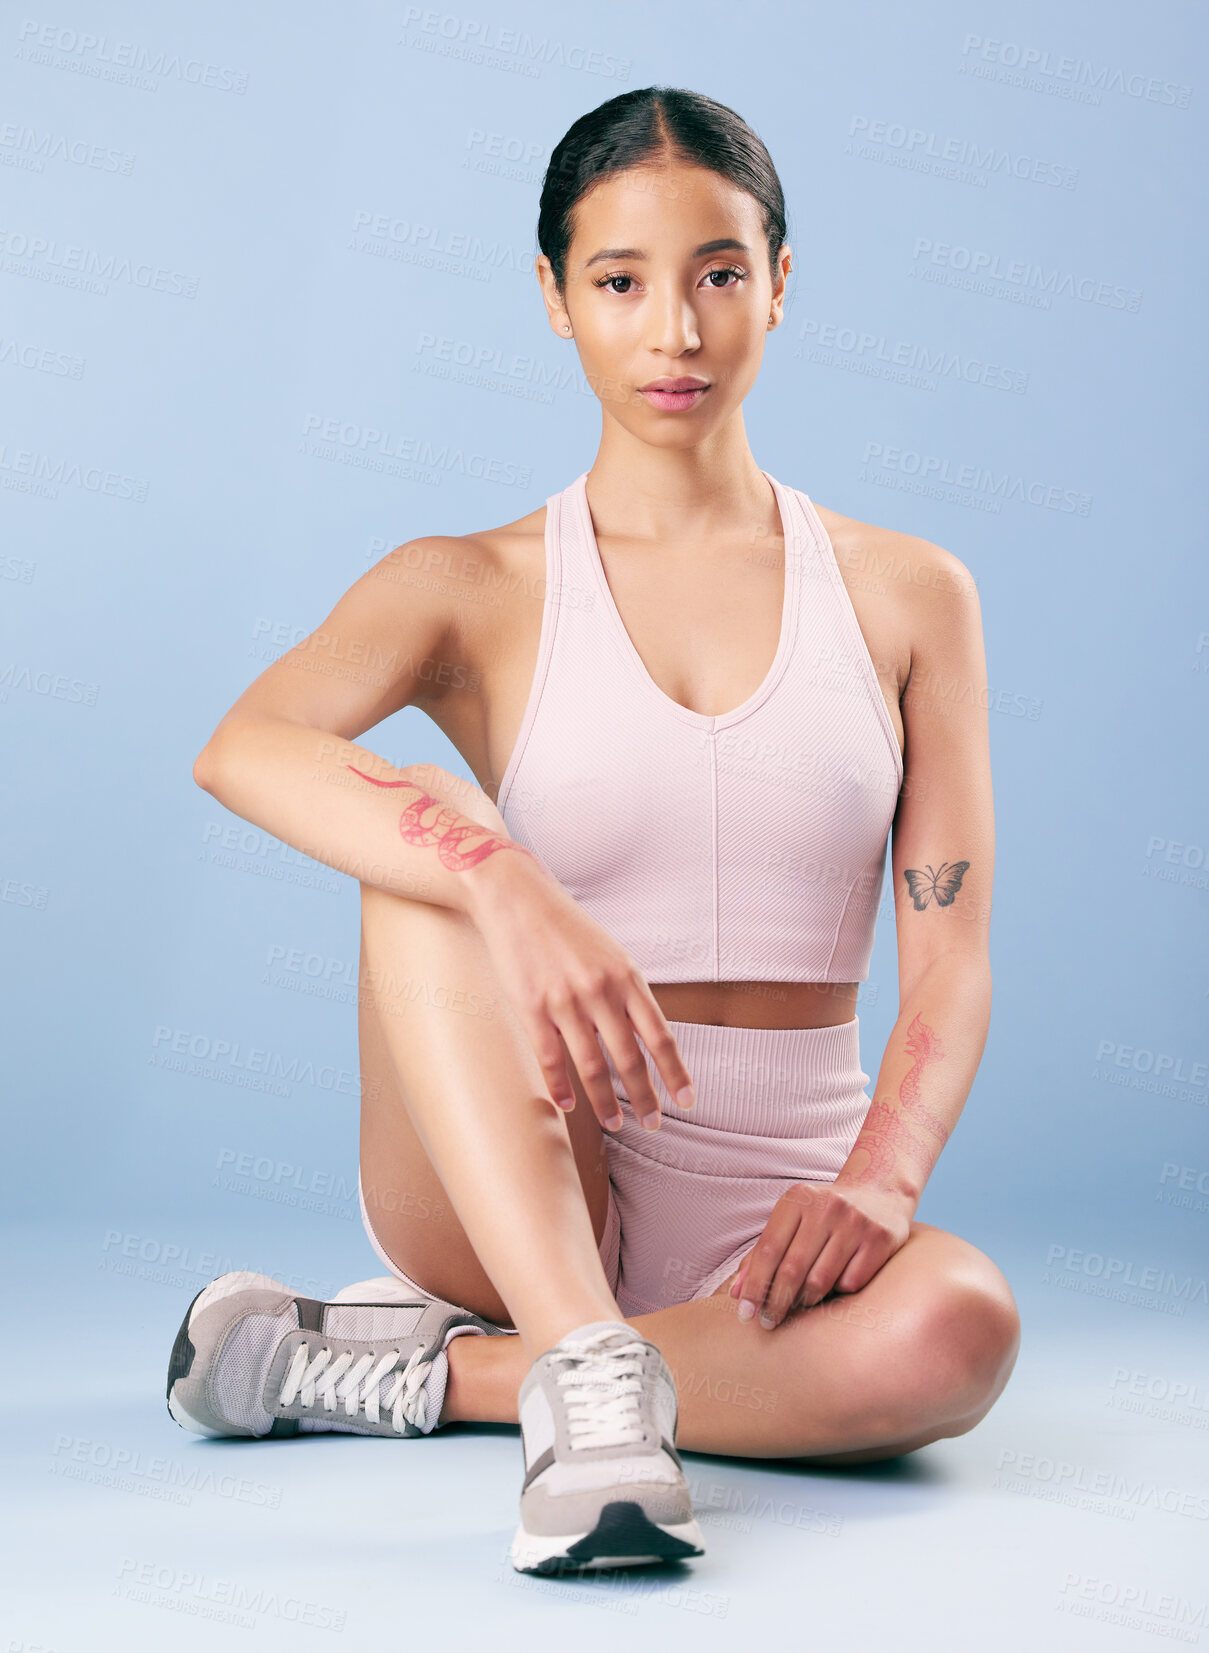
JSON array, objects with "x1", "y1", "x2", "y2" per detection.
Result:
[
  {"x1": 846, "y1": 1012, "x2": 951, "y2": 1193},
  {"x1": 346, "y1": 764, "x2": 519, "y2": 872}
]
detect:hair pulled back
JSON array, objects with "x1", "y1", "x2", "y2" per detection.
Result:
[{"x1": 537, "y1": 87, "x2": 788, "y2": 296}]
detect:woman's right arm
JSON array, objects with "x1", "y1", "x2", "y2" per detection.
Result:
[
  {"x1": 193, "y1": 540, "x2": 528, "y2": 917},
  {"x1": 195, "y1": 539, "x2": 695, "y2": 1129}
]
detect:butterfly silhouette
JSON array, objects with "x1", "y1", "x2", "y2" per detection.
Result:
[{"x1": 903, "y1": 861, "x2": 970, "y2": 911}]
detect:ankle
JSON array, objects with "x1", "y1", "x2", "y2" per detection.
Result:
[
  {"x1": 518, "y1": 1305, "x2": 627, "y2": 1363},
  {"x1": 441, "y1": 1332, "x2": 526, "y2": 1425}
]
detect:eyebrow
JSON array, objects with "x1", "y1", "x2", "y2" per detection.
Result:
[{"x1": 582, "y1": 238, "x2": 752, "y2": 270}]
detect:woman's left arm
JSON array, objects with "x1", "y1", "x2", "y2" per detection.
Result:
[{"x1": 732, "y1": 542, "x2": 994, "y2": 1329}]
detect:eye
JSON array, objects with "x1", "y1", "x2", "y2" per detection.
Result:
[
  {"x1": 593, "y1": 271, "x2": 638, "y2": 294},
  {"x1": 703, "y1": 265, "x2": 747, "y2": 289}
]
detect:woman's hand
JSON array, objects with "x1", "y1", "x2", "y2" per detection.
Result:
[
  {"x1": 463, "y1": 845, "x2": 696, "y2": 1134},
  {"x1": 729, "y1": 1179, "x2": 914, "y2": 1328}
]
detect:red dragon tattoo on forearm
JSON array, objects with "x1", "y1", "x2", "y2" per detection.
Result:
[
  {"x1": 845, "y1": 1012, "x2": 951, "y2": 1193},
  {"x1": 346, "y1": 764, "x2": 521, "y2": 872}
]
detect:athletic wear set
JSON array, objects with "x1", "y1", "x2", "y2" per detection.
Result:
[
  {"x1": 362, "y1": 468, "x2": 902, "y2": 1318},
  {"x1": 167, "y1": 468, "x2": 902, "y2": 1571}
]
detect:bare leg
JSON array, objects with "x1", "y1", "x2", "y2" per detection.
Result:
[
  {"x1": 356, "y1": 780, "x2": 1020, "y2": 1456},
  {"x1": 442, "y1": 1221, "x2": 1021, "y2": 1461},
  {"x1": 357, "y1": 793, "x2": 620, "y2": 1359}
]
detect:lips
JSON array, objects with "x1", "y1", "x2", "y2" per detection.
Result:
[{"x1": 637, "y1": 379, "x2": 710, "y2": 412}]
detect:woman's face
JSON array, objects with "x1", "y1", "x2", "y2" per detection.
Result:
[{"x1": 539, "y1": 159, "x2": 790, "y2": 447}]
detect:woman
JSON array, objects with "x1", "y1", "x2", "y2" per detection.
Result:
[{"x1": 166, "y1": 87, "x2": 1020, "y2": 1576}]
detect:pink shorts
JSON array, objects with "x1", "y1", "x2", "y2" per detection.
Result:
[{"x1": 358, "y1": 1015, "x2": 872, "y2": 1323}]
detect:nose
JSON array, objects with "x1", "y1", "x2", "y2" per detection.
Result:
[{"x1": 644, "y1": 285, "x2": 701, "y2": 358}]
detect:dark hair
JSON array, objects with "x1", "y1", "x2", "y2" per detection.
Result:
[{"x1": 537, "y1": 87, "x2": 788, "y2": 296}]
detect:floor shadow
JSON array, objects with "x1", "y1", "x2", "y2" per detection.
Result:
[{"x1": 682, "y1": 1442, "x2": 948, "y2": 1486}]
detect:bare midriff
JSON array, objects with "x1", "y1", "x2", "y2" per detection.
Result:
[{"x1": 649, "y1": 979, "x2": 859, "y2": 1030}]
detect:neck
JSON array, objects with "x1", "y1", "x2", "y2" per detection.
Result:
[{"x1": 583, "y1": 416, "x2": 777, "y2": 546}]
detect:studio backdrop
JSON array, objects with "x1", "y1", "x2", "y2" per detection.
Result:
[{"x1": 4, "y1": 1, "x2": 1206, "y2": 1646}]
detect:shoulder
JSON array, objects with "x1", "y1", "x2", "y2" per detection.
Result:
[
  {"x1": 375, "y1": 501, "x2": 548, "y2": 689},
  {"x1": 806, "y1": 498, "x2": 984, "y2": 707},
  {"x1": 382, "y1": 499, "x2": 546, "y2": 588},
  {"x1": 811, "y1": 500, "x2": 977, "y2": 606},
  {"x1": 811, "y1": 498, "x2": 981, "y2": 662}
]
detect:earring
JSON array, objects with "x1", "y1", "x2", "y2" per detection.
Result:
[{"x1": 563, "y1": 322, "x2": 572, "y2": 333}]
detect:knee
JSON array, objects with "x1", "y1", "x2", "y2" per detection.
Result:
[{"x1": 881, "y1": 1263, "x2": 1021, "y2": 1437}]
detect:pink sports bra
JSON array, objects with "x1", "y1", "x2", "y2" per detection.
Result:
[{"x1": 496, "y1": 469, "x2": 904, "y2": 984}]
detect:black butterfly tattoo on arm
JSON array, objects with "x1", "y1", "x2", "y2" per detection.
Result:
[{"x1": 903, "y1": 860, "x2": 970, "y2": 911}]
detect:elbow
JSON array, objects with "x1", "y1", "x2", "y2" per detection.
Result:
[
  {"x1": 899, "y1": 950, "x2": 991, "y2": 1008},
  {"x1": 193, "y1": 712, "x2": 251, "y2": 793},
  {"x1": 192, "y1": 740, "x2": 224, "y2": 794}
]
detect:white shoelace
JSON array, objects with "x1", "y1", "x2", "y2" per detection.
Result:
[
  {"x1": 549, "y1": 1327, "x2": 648, "y2": 1451},
  {"x1": 276, "y1": 1340, "x2": 435, "y2": 1433}
]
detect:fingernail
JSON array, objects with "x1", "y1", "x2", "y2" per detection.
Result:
[
  {"x1": 605, "y1": 1114, "x2": 623, "y2": 1131},
  {"x1": 760, "y1": 1314, "x2": 777, "y2": 1330},
  {"x1": 554, "y1": 1097, "x2": 575, "y2": 1111},
  {"x1": 737, "y1": 1300, "x2": 755, "y2": 1323},
  {"x1": 675, "y1": 1086, "x2": 695, "y2": 1109},
  {"x1": 641, "y1": 1113, "x2": 660, "y2": 1132}
]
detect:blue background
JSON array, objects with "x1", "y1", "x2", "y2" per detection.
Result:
[{"x1": 5, "y1": 1, "x2": 1207, "y2": 1648}]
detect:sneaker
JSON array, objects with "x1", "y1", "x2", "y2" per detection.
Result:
[
  {"x1": 509, "y1": 1320, "x2": 706, "y2": 1574},
  {"x1": 166, "y1": 1270, "x2": 504, "y2": 1439}
]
